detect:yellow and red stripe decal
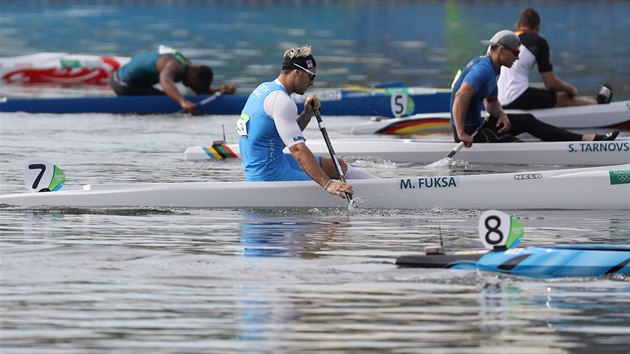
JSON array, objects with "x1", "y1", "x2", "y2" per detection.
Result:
[{"x1": 381, "y1": 118, "x2": 450, "y2": 135}]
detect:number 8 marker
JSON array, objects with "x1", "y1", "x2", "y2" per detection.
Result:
[
  {"x1": 478, "y1": 210, "x2": 524, "y2": 251},
  {"x1": 24, "y1": 160, "x2": 65, "y2": 193}
]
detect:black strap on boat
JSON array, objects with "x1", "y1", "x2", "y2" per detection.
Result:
[
  {"x1": 497, "y1": 254, "x2": 532, "y2": 271},
  {"x1": 395, "y1": 254, "x2": 484, "y2": 268},
  {"x1": 606, "y1": 258, "x2": 630, "y2": 275}
]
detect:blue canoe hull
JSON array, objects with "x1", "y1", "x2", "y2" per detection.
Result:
[
  {"x1": 0, "y1": 88, "x2": 450, "y2": 116},
  {"x1": 396, "y1": 245, "x2": 630, "y2": 278}
]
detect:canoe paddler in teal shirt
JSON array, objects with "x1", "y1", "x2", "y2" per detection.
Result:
[
  {"x1": 237, "y1": 45, "x2": 376, "y2": 199},
  {"x1": 111, "y1": 45, "x2": 236, "y2": 114}
]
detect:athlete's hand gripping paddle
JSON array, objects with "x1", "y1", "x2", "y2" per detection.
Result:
[
  {"x1": 446, "y1": 115, "x2": 490, "y2": 158},
  {"x1": 426, "y1": 116, "x2": 490, "y2": 169}
]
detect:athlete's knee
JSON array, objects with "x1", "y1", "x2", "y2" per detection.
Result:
[
  {"x1": 345, "y1": 164, "x2": 378, "y2": 179},
  {"x1": 339, "y1": 159, "x2": 348, "y2": 174},
  {"x1": 320, "y1": 156, "x2": 341, "y2": 179},
  {"x1": 523, "y1": 113, "x2": 537, "y2": 122},
  {"x1": 555, "y1": 92, "x2": 572, "y2": 107}
]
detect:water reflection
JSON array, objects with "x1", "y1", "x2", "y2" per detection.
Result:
[
  {"x1": 230, "y1": 275, "x2": 630, "y2": 352},
  {"x1": 476, "y1": 278, "x2": 630, "y2": 351},
  {"x1": 238, "y1": 210, "x2": 350, "y2": 258}
]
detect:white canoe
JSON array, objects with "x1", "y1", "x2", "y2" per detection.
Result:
[
  {"x1": 351, "y1": 100, "x2": 630, "y2": 135},
  {"x1": 1, "y1": 165, "x2": 628, "y2": 210},
  {"x1": 183, "y1": 139, "x2": 630, "y2": 166}
]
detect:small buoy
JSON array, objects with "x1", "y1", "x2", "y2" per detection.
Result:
[{"x1": 424, "y1": 245, "x2": 444, "y2": 255}]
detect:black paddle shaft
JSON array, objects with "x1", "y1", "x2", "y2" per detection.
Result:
[
  {"x1": 314, "y1": 110, "x2": 353, "y2": 202},
  {"x1": 176, "y1": 91, "x2": 222, "y2": 114}
]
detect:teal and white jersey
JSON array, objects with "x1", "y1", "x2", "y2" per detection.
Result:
[
  {"x1": 238, "y1": 80, "x2": 309, "y2": 181},
  {"x1": 117, "y1": 46, "x2": 187, "y2": 87}
]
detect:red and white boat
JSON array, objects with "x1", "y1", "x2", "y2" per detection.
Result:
[{"x1": 0, "y1": 52, "x2": 130, "y2": 86}]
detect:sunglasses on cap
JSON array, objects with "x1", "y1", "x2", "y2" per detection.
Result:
[{"x1": 293, "y1": 63, "x2": 317, "y2": 80}]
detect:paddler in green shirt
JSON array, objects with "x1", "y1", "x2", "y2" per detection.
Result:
[{"x1": 111, "y1": 45, "x2": 236, "y2": 114}]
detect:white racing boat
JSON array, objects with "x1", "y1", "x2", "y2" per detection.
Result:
[
  {"x1": 351, "y1": 100, "x2": 630, "y2": 135},
  {"x1": 184, "y1": 139, "x2": 630, "y2": 166},
  {"x1": 1, "y1": 165, "x2": 628, "y2": 210}
]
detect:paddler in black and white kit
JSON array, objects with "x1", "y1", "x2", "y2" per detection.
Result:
[
  {"x1": 498, "y1": 8, "x2": 614, "y2": 109},
  {"x1": 237, "y1": 45, "x2": 376, "y2": 198}
]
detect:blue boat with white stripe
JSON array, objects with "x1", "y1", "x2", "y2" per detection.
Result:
[{"x1": 396, "y1": 210, "x2": 630, "y2": 278}]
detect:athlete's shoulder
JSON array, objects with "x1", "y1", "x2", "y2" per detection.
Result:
[
  {"x1": 471, "y1": 56, "x2": 495, "y2": 75},
  {"x1": 465, "y1": 55, "x2": 484, "y2": 68},
  {"x1": 253, "y1": 81, "x2": 286, "y2": 98},
  {"x1": 519, "y1": 32, "x2": 549, "y2": 49}
]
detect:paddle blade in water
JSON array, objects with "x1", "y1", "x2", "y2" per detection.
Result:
[{"x1": 425, "y1": 158, "x2": 471, "y2": 170}]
